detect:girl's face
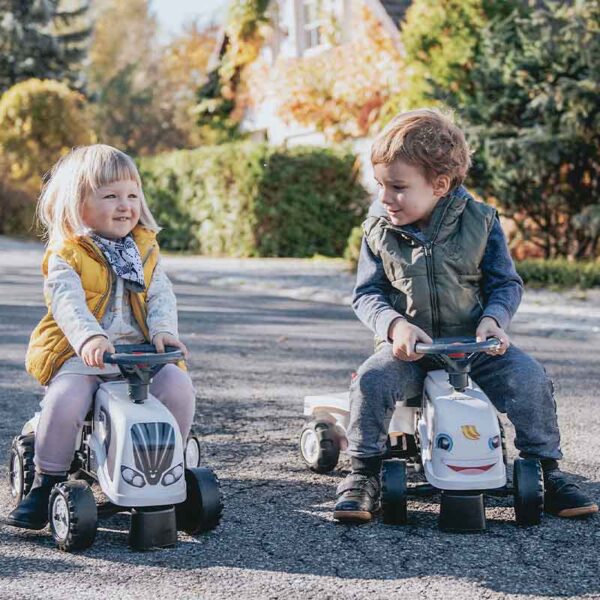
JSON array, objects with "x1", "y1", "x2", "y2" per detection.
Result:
[{"x1": 81, "y1": 179, "x2": 141, "y2": 240}]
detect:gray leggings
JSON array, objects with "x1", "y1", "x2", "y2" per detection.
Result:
[
  {"x1": 34, "y1": 364, "x2": 196, "y2": 474},
  {"x1": 347, "y1": 343, "x2": 562, "y2": 461}
]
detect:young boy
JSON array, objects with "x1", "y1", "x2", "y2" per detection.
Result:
[{"x1": 334, "y1": 109, "x2": 598, "y2": 522}]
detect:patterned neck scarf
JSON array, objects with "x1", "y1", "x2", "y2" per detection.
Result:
[{"x1": 90, "y1": 233, "x2": 146, "y2": 293}]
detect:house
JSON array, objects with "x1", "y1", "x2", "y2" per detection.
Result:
[{"x1": 236, "y1": 0, "x2": 411, "y2": 147}]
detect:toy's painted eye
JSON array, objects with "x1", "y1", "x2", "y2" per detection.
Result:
[
  {"x1": 489, "y1": 435, "x2": 501, "y2": 450},
  {"x1": 435, "y1": 433, "x2": 453, "y2": 451}
]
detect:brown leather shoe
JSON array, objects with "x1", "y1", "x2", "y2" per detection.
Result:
[
  {"x1": 333, "y1": 472, "x2": 381, "y2": 523},
  {"x1": 544, "y1": 470, "x2": 598, "y2": 518}
]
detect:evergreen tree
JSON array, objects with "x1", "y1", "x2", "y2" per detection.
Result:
[
  {"x1": 0, "y1": 0, "x2": 91, "y2": 94},
  {"x1": 448, "y1": 1, "x2": 600, "y2": 258}
]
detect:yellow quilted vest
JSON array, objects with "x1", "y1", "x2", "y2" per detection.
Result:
[{"x1": 26, "y1": 226, "x2": 165, "y2": 385}]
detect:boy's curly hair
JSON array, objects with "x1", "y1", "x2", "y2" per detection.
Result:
[{"x1": 371, "y1": 108, "x2": 472, "y2": 191}]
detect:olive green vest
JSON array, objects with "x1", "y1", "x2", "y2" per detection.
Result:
[{"x1": 364, "y1": 192, "x2": 496, "y2": 343}]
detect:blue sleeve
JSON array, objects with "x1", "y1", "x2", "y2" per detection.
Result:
[
  {"x1": 352, "y1": 237, "x2": 405, "y2": 341},
  {"x1": 479, "y1": 217, "x2": 524, "y2": 330}
]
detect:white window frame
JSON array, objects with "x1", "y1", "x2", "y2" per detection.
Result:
[{"x1": 294, "y1": 0, "x2": 334, "y2": 56}]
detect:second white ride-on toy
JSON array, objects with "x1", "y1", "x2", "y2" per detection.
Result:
[
  {"x1": 8, "y1": 344, "x2": 223, "y2": 551},
  {"x1": 300, "y1": 337, "x2": 544, "y2": 531}
]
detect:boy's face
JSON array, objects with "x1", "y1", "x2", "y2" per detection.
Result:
[{"x1": 373, "y1": 160, "x2": 449, "y2": 229}]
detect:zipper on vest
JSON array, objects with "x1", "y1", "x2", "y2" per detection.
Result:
[
  {"x1": 383, "y1": 225, "x2": 441, "y2": 338},
  {"x1": 423, "y1": 242, "x2": 441, "y2": 338}
]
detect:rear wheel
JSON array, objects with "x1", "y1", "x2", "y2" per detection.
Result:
[
  {"x1": 8, "y1": 434, "x2": 35, "y2": 504},
  {"x1": 299, "y1": 421, "x2": 341, "y2": 473},
  {"x1": 382, "y1": 459, "x2": 408, "y2": 525},
  {"x1": 176, "y1": 467, "x2": 223, "y2": 534},
  {"x1": 513, "y1": 458, "x2": 544, "y2": 526},
  {"x1": 49, "y1": 480, "x2": 98, "y2": 551}
]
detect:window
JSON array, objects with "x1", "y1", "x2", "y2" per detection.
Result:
[{"x1": 302, "y1": 0, "x2": 326, "y2": 50}]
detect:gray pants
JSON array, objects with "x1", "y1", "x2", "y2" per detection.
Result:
[
  {"x1": 34, "y1": 364, "x2": 196, "y2": 473},
  {"x1": 347, "y1": 343, "x2": 562, "y2": 461}
]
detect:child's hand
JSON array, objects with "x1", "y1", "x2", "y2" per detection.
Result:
[
  {"x1": 81, "y1": 335, "x2": 115, "y2": 368},
  {"x1": 476, "y1": 317, "x2": 510, "y2": 355},
  {"x1": 389, "y1": 318, "x2": 433, "y2": 361},
  {"x1": 152, "y1": 332, "x2": 189, "y2": 359}
]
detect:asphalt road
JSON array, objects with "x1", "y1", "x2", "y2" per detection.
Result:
[{"x1": 0, "y1": 251, "x2": 599, "y2": 600}]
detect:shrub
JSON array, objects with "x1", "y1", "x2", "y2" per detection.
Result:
[
  {"x1": 139, "y1": 142, "x2": 367, "y2": 256},
  {"x1": 344, "y1": 225, "x2": 363, "y2": 270},
  {"x1": 516, "y1": 259, "x2": 600, "y2": 289},
  {"x1": 0, "y1": 78, "x2": 94, "y2": 234}
]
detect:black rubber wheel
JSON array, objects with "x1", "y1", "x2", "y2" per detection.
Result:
[
  {"x1": 184, "y1": 432, "x2": 201, "y2": 468},
  {"x1": 382, "y1": 459, "x2": 408, "y2": 525},
  {"x1": 513, "y1": 458, "x2": 544, "y2": 526},
  {"x1": 299, "y1": 421, "x2": 341, "y2": 473},
  {"x1": 498, "y1": 420, "x2": 508, "y2": 465},
  {"x1": 8, "y1": 434, "x2": 35, "y2": 504},
  {"x1": 49, "y1": 480, "x2": 98, "y2": 551},
  {"x1": 176, "y1": 467, "x2": 223, "y2": 534}
]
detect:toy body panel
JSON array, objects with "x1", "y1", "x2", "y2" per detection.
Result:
[
  {"x1": 420, "y1": 370, "x2": 505, "y2": 490},
  {"x1": 90, "y1": 381, "x2": 186, "y2": 507},
  {"x1": 304, "y1": 392, "x2": 416, "y2": 436}
]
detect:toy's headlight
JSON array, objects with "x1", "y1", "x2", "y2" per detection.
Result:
[
  {"x1": 161, "y1": 462, "x2": 184, "y2": 487},
  {"x1": 435, "y1": 433, "x2": 453, "y2": 451},
  {"x1": 121, "y1": 466, "x2": 146, "y2": 488},
  {"x1": 489, "y1": 435, "x2": 501, "y2": 450}
]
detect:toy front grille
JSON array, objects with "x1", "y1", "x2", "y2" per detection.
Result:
[{"x1": 131, "y1": 422, "x2": 176, "y2": 485}]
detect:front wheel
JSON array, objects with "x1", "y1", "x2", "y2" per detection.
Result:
[
  {"x1": 381, "y1": 459, "x2": 408, "y2": 524},
  {"x1": 49, "y1": 480, "x2": 98, "y2": 551},
  {"x1": 513, "y1": 458, "x2": 544, "y2": 526},
  {"x1": 176, "y1": 467, "x2": 223, "y2": 534},
  {"x1": 299, "y1": 421, "x2": 342, "y2": 473}
]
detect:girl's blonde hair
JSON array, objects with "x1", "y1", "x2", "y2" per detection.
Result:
[{"x1": 37, "y1": 144, "x2": 159, "y2": 245}]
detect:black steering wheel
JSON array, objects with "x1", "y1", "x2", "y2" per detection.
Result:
[
  {"x1": 102, "y1": 344, "x2": 184, "y2": 403},
  {"x1": 103, "y1": 343, "x2": 184, "y2": 366},
  {"x1": 415, "y1": 337, "x2": 501, "y2": 356}
]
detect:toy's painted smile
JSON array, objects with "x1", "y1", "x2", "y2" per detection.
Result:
[{"x1": 444, "y1": 460, "x2": 497, "y2": 474}]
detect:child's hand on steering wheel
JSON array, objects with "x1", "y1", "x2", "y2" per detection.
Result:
[
  {"x1": 152, "y1": 332, "x2": 189, "y2": 359},
  {"x1": 389, "y1": 318, "x2": 433, "y2": 362},
  {"x1": 81, "y1": 335, "x2": 115, "y2": 368},
  {"x1": 476, "y1": 317, "x2": 510, "y2": 355}
]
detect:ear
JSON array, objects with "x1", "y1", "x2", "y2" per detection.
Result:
[{"x1": 433, "y1": 175, "x2": 451, "y2": 198}]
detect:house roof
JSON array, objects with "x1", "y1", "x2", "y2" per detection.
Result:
[{"x1": 379, "y1": 0, "x2": 412, "y2": 28}]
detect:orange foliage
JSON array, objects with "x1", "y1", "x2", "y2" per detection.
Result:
[{"x1": 244, "y1": 5, "x2": 406, "y2": 141}]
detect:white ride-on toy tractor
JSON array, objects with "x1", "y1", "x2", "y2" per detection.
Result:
[
  {"x1": 300, "y1": 337, "x2": 544, "y2": 531},
  {"x1": 8, "y1": 344, "x2": 222, "y2": 551}
]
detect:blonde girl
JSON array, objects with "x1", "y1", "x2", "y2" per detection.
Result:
[{"x1": 5, "y1": 144, "x2": 196, "y2": 530}]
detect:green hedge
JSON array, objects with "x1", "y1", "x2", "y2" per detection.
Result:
[
  {"x1": 516, "y1": 259, "x2": 600, "y2": 289},
  {"x1": 139, "y1": 142, "x2": 367, "y2": 256}
]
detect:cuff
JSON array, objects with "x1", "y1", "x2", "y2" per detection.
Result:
[
  {"x1": 73, "y1": 330, "x2": 108, "y2": 355},
  {"x1": 375, "y1": 310, "x2": 406, "y2": 342},
  {"x1": 149, "y1": 327, "x2": 178, "y2": 342},
  {"x1": 480, "y1": 305, "x2": 511, "y2": 331}
]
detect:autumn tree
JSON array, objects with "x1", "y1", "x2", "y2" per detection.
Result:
[
  {"x1": 88, "y1": 0, "x2": 216, "y2": 154},
  {"x1": 400, "y1": 0, "x2": 520, "y2": 109},
  {"x1": 271, "y1": 5, "x2": 405, "y2": 141}
]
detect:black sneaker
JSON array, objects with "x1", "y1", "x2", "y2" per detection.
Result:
[
  {"x1": 333, "y1": 472, "x2": 381, "y2": 523},
  {"x1": 4, "y1": 472, "x2": 66, "y2": 530},
  {"x1": 544, "y1": 469, "x2": 598, "y2": 518}
]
